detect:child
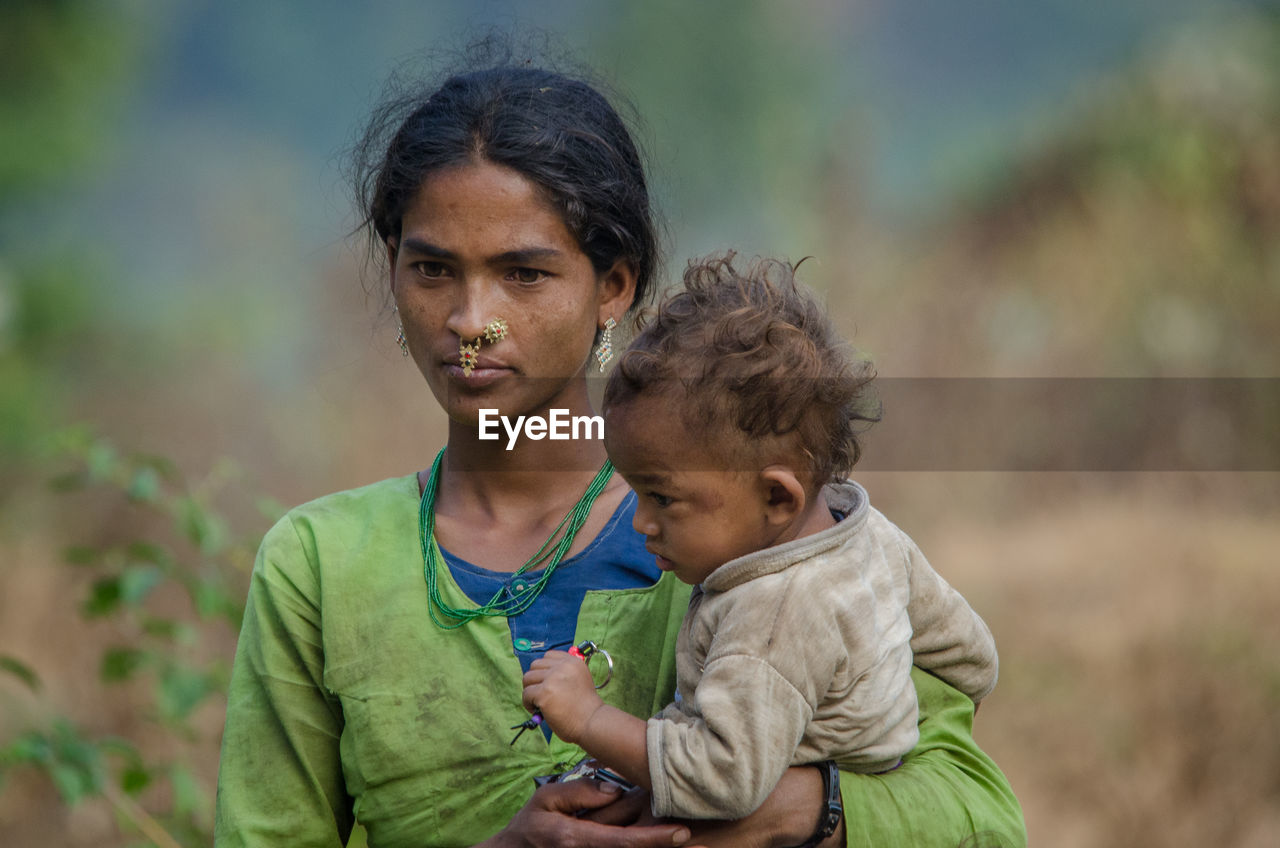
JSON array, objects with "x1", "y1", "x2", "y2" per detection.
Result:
[{"x1": 521, "y1": 253, "x2": 998, "y2": 821}]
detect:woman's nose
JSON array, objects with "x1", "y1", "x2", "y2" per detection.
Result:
[{"x1": 446, "y1": 286, "x2": 499, "y2": 342}]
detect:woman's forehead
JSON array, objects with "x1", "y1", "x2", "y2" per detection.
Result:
[{"x1": 400, "y1": 160, "x2": 574, "y2": 253}]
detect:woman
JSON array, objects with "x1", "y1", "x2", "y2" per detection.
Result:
[{"x1": 214, "y1": 60, "x2": 1026, "y2": 848}]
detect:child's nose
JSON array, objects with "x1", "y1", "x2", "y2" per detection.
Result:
[{"x1": 632, "y1": 505, "x2": 659, "y2": 537}]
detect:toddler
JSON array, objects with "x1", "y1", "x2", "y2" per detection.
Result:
[{"x1": 521, "y1": 253, "x2": 998, "y2": 820}]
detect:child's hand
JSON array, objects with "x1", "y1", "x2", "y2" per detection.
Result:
[{"x1": 521, "y1": 650, "x2": 605, "y2": 745}]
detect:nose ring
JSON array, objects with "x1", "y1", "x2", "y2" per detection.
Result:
[{"x1": 459, "y1": 317, "x2": 509, "y2": 377}]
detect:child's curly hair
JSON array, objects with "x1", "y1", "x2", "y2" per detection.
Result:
[{"x1": 603, "y1": 252, "x2": 880, "y2": 484}]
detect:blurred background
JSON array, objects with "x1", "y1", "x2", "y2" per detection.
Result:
[{"x1": 2, "y1": 1, "x2": 1278, "y2": 845}]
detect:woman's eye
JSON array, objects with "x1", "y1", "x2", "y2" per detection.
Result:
[
  {"x1": 414, "y1": 261, "x2": 449, "y2": 278},
  {"x1": 510, "y1": 267, "x2": 547, "y2": 284}
]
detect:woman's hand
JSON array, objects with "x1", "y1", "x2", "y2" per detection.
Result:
[
  {"x1": 482, "y1": 780, "x2": 693, "y2": 848},
  {"x1": 633, "y1": 767, "x2": 844, "y2": 848}
]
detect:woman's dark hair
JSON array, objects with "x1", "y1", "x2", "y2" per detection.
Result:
[
  {"x1": 604, "y1": 252, "x2": 881, "y2": 484},
  {"x1": 352, "y1": 60, "x2": 659, "y2": 311}
]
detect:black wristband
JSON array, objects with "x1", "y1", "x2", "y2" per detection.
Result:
[{"x1": 796, "y1": 760, "x2": 843, "y2": 848}]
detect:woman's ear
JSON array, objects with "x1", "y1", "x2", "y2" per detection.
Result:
[
  {"x1": 597, "y1": 258, "x2": 638, "y2": 326},
  {"x1": 759, "y1": 467, "x2": 808, "y2": 527},
  {"x1": 385, "y1": 237, "x2": 399, "y2": 294}
]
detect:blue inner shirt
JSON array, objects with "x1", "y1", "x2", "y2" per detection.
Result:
[{"x1": 440, "y1": 489, "x2": 660, "y2": 674}]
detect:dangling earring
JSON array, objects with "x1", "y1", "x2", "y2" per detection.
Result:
[
  {"x1": 595, "y1": 316, "x2": 616, "y2": 372},
  {"x1": 394, "y1": 307, "x2": 409, "y2": 357}
]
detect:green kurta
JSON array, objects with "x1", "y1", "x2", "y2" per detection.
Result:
[{"x1": 214, "y1": 475, "x2": 1025, "y2": 847}]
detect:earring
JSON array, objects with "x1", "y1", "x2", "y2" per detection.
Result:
[
  {"x1": 394, "y1": 307, "x2": 409, "y2": 357},
  {"x1": 483, "y1": 317, "x2": 509, "y2": 344},
  {"x1": 595, "y1": 316, "x2": 616, "y2": 372}
]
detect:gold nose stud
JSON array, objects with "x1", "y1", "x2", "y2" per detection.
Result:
[{"x1": 483, "y1": 318, "x2": 509, "y2": 344}]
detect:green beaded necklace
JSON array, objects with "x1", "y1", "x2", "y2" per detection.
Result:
[{"x1": 418, "y1": 448, "x2": 615, "y2": 629}]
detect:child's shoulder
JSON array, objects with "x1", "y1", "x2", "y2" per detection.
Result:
[{"x1": 825, "y1": 478, "x2": 917, "y2": 548}]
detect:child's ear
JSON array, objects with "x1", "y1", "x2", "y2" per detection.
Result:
[{"x1": 759, "y1": 467, "x2": 807, "y2": 526}]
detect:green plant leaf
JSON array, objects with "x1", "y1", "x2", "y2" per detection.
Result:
[
  {"x1": 49, "y1": 761, "x2": 94, "y2": 803},
  {"x1": 100, "y1": 647, "x2": 145, "y2": 682},
  {"x1": 131, "y1": 452, "x2": 180, "y2": 482},
  {"x1": 119, "y1": 565, "x2": 163, "y2": 606},
  {"x1": 141, "y1": 616, "x2": 178, "y2": 641},
  {"x1": 176, "y1": 496, "x2": 227, "y2": 555},
  {"x1": 193, "y1": 579, "x2": 239, "y2": 622},
  {"x1": 2, "y1": 732, "x2": 52, "y2": 765},
  {"x1": 86, "y1": 441, "x2": 118, "y2": 482},
  {"x1": 126, "y1": 466, "x2": 161, "y2": 503},
  {"x1": 168, "y1": 763, "x2": 203, "y2": 819},
  {"x1": 0, "y1": 655, "x2": 41, "y2": 692},
  {"x1": 126, "y1": 540, "x2": 172, "y2": 567},
  {"x1": 83, "y1": 576, "x2": 122, "y2": 617},
  {"x1": 45, "y1": 721, "x2": 103, "y2": 804},
  {"x1": 254, "y1": 495, "x2": 287, "y2": 521},
  {"x1": 157, "y1": 665, "x2": 215, "y2": 722},
  {"x1": 120, "y1": 763, "x2": 151, "y2": 795}
]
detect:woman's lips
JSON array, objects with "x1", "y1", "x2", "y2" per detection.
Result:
[{"x1": 442, "y1": 357, "x2": 513, "y2": 385}]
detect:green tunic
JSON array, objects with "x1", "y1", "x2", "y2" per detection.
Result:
[{"x1": 214, "y1": 475, "x2": 1025, "y2": 847}]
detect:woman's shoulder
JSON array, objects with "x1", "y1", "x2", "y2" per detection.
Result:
[
  {"x1": 282, "y1": 473, "x2": 419, "y2": 527},
  {"x1": 257, "y1": 474, "x2": 420, "y2": 569}
]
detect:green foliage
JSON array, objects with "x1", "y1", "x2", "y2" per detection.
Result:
[
  {"x1": 0, "y1": 0, "x2": 140, "y2": 196},
  {"x1": 0, "y1": 432, "x2": 265, "y2": 845},
  {"x1": 0, "y1": 656, "x2": 40, "y2": 692}
]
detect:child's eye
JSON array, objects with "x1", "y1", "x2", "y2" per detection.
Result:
[
  {"x1": 413, "y1": 261, "x2": 450, "y2": 279},
  {"x1": 648, "y1": 492, "x2": 673, "y2": 508},
  {"x1": 509, "y1": 267, "x2": 548, "y2": 284}
]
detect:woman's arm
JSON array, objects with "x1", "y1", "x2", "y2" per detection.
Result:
[
  {"x1": 631, "y1": 671, "x2": 1024, "y2": 848},
  {"x1": 214, "y1": 517, "x2": 353, "y2": 847},
  {"x1": 676, "y1": 765, "x2": 845, "y2": 848},
  {"x1": 837, "y1": 668, "x2": 1026, "y2": 847}
]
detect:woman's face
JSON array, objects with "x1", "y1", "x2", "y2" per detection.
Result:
[{"x1": 388, "y1": 160, "x2": 635, "y2": 426}]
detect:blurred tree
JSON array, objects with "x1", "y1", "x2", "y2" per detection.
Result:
[
  {"x1": 0, "y1": 0, "x2": 141, "y2": 472},
  {"x1": 839, "y1": 7, "x2": 1280, "y2": 378}
]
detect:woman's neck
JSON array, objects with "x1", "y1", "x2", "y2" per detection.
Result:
[
  {"x1": 430, "y1": 391, "x2": 612, "y2": 518},
  {"x1": 426, "y1": 403, "x2": 625, "y2": 571}
]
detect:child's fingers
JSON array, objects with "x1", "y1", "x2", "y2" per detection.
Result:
[
  {"x1": 529, "y1": 650, "x2": 571, "y2": 670},
  {"x1": 521, "y1": 683, "x2": 540, "y2": 713}
]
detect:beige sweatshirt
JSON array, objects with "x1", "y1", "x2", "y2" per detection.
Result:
[{"x1": 645, "y1": 480, "x2": 998, "y2": 819}]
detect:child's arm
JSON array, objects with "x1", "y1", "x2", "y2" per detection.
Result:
[
  {"x1": 521, "y1": 651, "x2": 651, "y2": 790},
  {"x1": 894, "y1": 525, "x2": 999, "y2": 702}
]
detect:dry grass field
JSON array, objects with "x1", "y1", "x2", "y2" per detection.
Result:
[{"x1": 4, "y1": 470, "x2": 1278, "y2": 846}]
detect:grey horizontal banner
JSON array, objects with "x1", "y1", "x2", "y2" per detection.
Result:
[
  {"x1": 450, "y1": 378, "x2": 1278, "y2": 471},
  {"x1": 858, "y1": 378, "x2": 1279, "y2": 471}
]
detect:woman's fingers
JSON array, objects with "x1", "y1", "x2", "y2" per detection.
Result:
[
  {"x1": 577, "y1": 785, "x2": 648, "y2": 826},
  {"x1": 525, "y1": 781, "x2": 693, "y2": 847}
]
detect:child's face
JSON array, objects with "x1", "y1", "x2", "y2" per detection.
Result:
[{"x1": 604, "y1": 396, "x2": 776, "y2": 585}]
